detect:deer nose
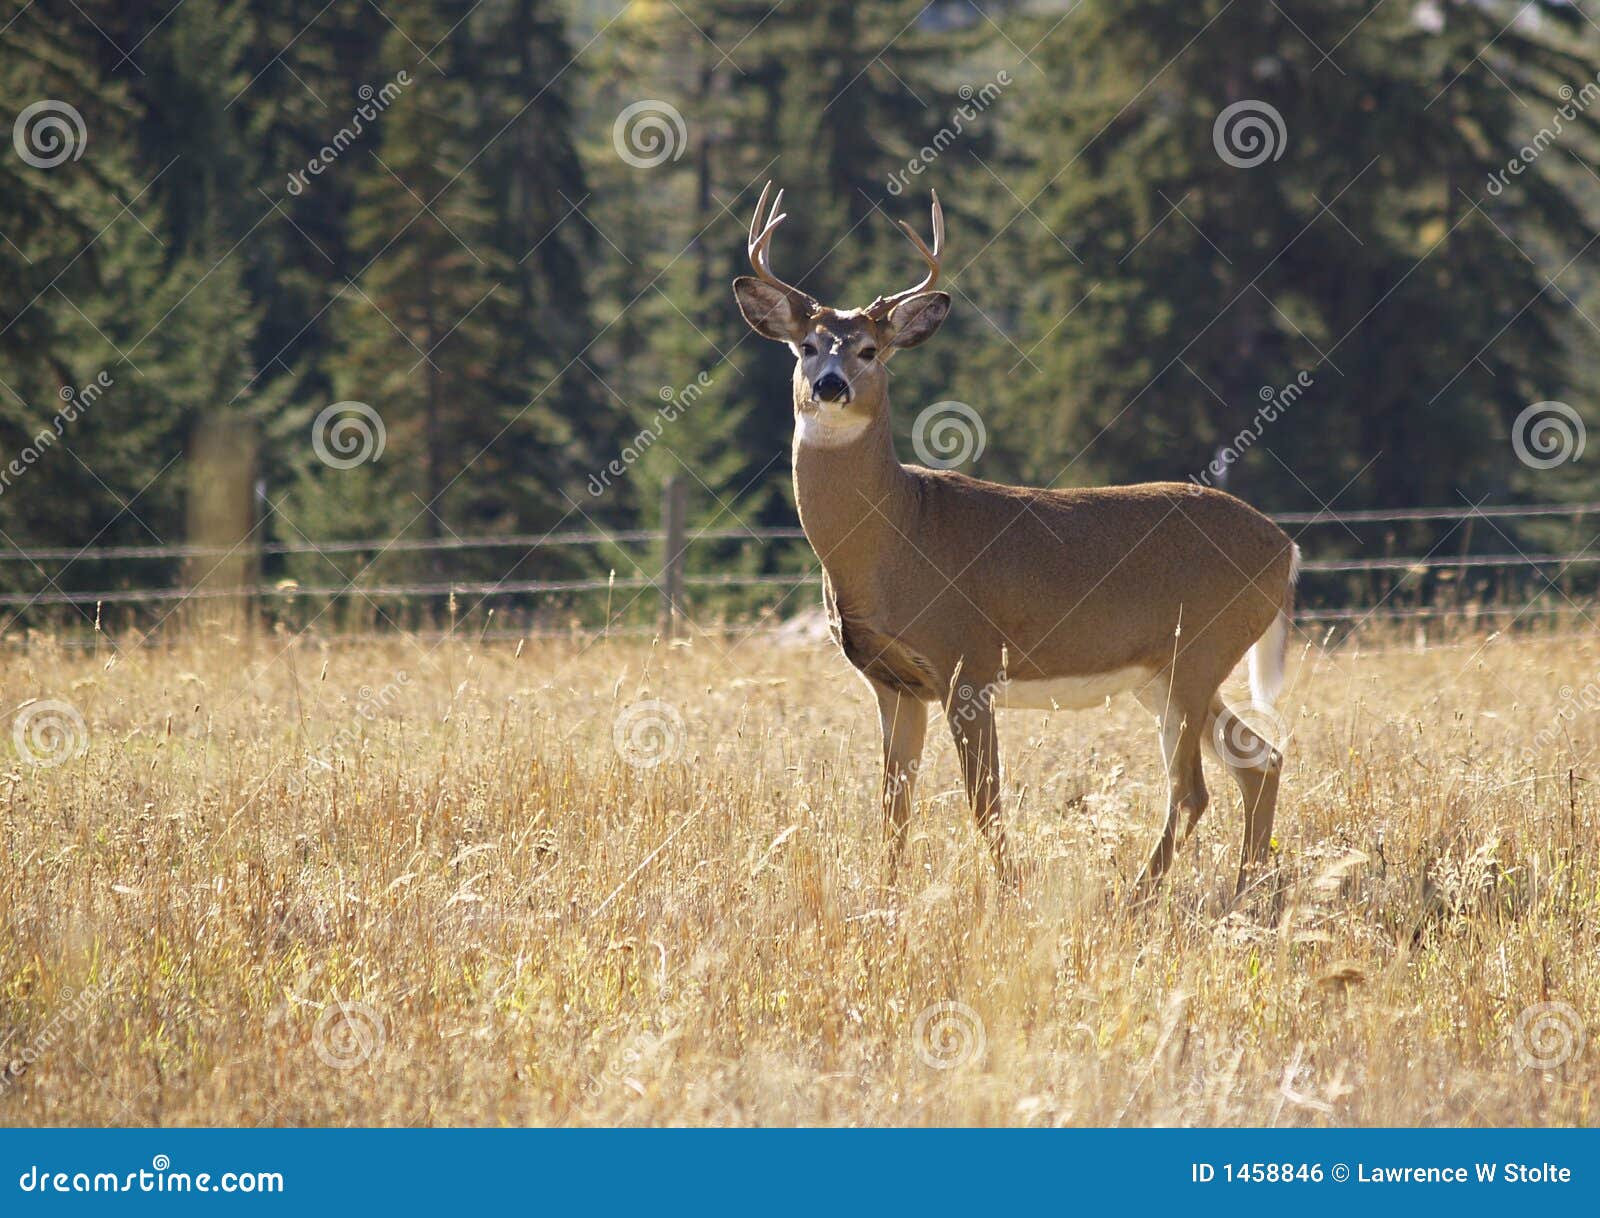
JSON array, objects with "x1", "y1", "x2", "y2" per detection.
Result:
[{"x1": 814, "y1": 372, "x2": 849, "y2": 402}]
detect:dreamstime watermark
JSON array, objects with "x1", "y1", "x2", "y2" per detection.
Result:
[
  {"x1": 886, "y1": 70, "x2": 1012, "y2": 196},
  {"x1": 884, "y1": 674, "x2": 1007, "y2": 803},
  {"x1": 0, "y1": 978, "x2": 115, "y2": 1092},
  {"x1": 1487, "y1": 75, "x2": 1600, "y2": 197},
  {"x1": 613, "y1": 700, "x2": 685, "y2": 770},
  {"x1": 587, "y1": 371, "x2": 714, "y2": 497},
  {"x1": 1511, "y1": 400, "x2": 1584, "y2": 469},
  {"x1": 1190, "y1": 372, "x2": 1313, "y2": 489},
  {"x1": 1212, "y1": 99, "x2": 1287, "y2": 168},
  {"x1": 17, "y1": 1156, "x2": 284, "y2": 1194},
  {"x1": 312, "y1": 999, "x2": 386, "y2": 1069},
  {"x1": 583, "y1": 950, "x2": 712, "y2": 1100},
  {"x1": 12, "y1": 699, "x2": 89, "y2": 767},
  {"x1": 0, "y1": 371, "x2": 113, "y2": 497},
  {"x1": 912, "y1": 1000, "x2": 986, "y2": 1070},
  {"x1": 1185, "y1": 1036, "x2": 1245, "y2": 1098},
  {"x1": 1512, "y1": 1001, "x2": 1585, "y2": 1070},
  {"x1": 286, "y1": 72, "x2": 410, "y2": 196},
  {"x1": 13, "y1": 100, "x2": 86, "y2": 168},
  {"x1": 1210, "y1": 701, "x2": 1287, "y2": 770},
  {"x1": 921, "y1": 669, "x2": 1284, "y2": 781},
  {"x1": 911, "y1": 400, "x2": 985, "y2": 468},
  {"x1": 1523, "y1": 670, "x2": 1600, "y2": 762},
  {"x1": 612, "y1": 100, "x2": 687, "y2": 169},
  {"x1": 288, "y1": 671, "x2": 409, "y2": 792},
  {"x1": 311, "y1": 400, "x2": 386, "y2": 469}
]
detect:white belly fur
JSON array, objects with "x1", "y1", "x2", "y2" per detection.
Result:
[{"x1": 995, "y1": 666, "x2": 1156, "y2": 711}]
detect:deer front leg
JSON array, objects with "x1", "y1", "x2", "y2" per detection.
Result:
[
  {"x1": 873, "y1": 681, "x2": 928, "y2": 880},
  {"x1": 1132, "y1": 695, "x2": 1209, "y2": 901},
  {"x1": 945, "y1": 683, "x2": 1014, "y2": 889}
]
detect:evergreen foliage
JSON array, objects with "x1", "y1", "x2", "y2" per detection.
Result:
[{"x1": 2, "y1": 0, "x2": 1598, "y2": 622}]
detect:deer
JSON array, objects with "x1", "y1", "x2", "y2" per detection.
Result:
[{"x1": 732, "y1": 183, "x2": 1300, "y2": 900}]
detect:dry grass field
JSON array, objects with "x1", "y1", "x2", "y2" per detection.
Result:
[{"x1": 2, "y1": 618, "x2": 1596, "y2": 1126}]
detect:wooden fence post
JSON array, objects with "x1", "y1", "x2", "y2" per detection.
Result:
[
  {"x1": 186, "y1": 413, "x2": 260, "y2": 635},
  {"x1": 660, "y1": 475, "x2": 687, "y2": 637}
]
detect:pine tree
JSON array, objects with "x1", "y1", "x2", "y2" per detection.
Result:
[
  {"x1": 460, "y1": 0, "x2": 623, "y2": 542},
  {"x1": 577, "y1": 0, "x2": 978, "y2": 617},
  {"x1": 285, "y1": 5, "x2": 608, "y2": 602},
  {"x1": 320, "y1": 22, "x2": 510, "y2": 558},
  {"x1": 1009, "y1": 0, "x2": 1600, "y2": 522},
  {"x1": 0, "y1": 0, "x2": 281, "y2": 613}
]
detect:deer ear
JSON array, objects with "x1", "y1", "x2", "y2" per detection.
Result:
[
  {"x1": 733, "y1": 277, "x2": 808, "y2": 343},
  {"x1": 883, "y1": 291, "x2": 950, "y2": 351}
]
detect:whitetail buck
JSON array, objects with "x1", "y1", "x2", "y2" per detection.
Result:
[{"x1": 733, "y1": 184, "x2": 1300, "y2": 898}]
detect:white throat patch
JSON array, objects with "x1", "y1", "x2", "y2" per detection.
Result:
[{"x1": 795, "y1": 405, "x2": 871, "y2": 448}]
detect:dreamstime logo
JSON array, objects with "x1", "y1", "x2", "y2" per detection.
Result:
[
  {"x1": 1487, "y1": 73, "x2": 1600, "y2": 197},
  {"x1": 13, "y1": 100, "x2": 86, "y2": 168},
  {"x1": 913, "y1": 1001, "x2": 986, "y2": 1070},
  {"x1": 612, "y1": 100, "x2": 687, "y2": 169},
  {"x1": 1186, "y1": 1037, "x2": 1244, "y2": 1098},
  {"x1": 312, "y1": 999, "x2": 386, "y2": 1068},
  {"x1": 1513, "y1": 1001, "x2": 1586, "y2": 1070},
  {"x1": 287, "y1": 670, "x2": 410, "y2": 794},
  {"x1": 1523, "y1": 674, "x2": 1600, "y2": 763},
  {"x1": 286, "y1": 72, "x2": 410, "y2": 196},
  {"x1": 1211, "y1": 701, "x2": 1286, "y2": 770},
  {"x1": 582, "y1": 950, "x2": 714, "y2": 1102},
  {"x1": 16, "y1": 1153, "x2": 283, "y2": 1194},
  {"x1": 1512, "y1": 401, "x2": 1585, "y2": 469},
  {"x1": 12, "y1": 699, "x2": 88, "y2": 767},
  {"x1": 911, "y1": 400, "x2": 986, "y2": 469},
  {"x1": 0, "y1": 371, "x2": 114, "y2": 498},
  {"x1": 311, "y1": 401, "x2": 385, "y2": 469},
  {"x1": 1191, "y1": 371, "x2": 1313, "y2": 489},
  {"x1": 0, "y1": 978, "x2": 114, "y2": 1092},
  {"x1": 613, "y1": 700, "x2": 685, "y2": 770},
  {"x1": 587, "y1": 370, "x2": 715, "y2": 497},
  {"x1": 1212, "y1": 100, "x2": 1286, "y2": 168},
  {"x1": 886, "y1": 70, "x2": 1011, "y2": 195}
]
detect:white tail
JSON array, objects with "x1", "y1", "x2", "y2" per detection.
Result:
[{"x1": 1247, "y1": 542, "x2": 1300, "y2": 708}]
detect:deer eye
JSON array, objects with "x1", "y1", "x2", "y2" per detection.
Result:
[
  {"x1": 858, "y1": 346, "x2": 877, "y2": 361},
  {"x1": 801, "y1": 340, "x2": 818, "y2": 356}
]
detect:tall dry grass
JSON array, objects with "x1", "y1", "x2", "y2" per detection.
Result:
[{"x1": 1, "y1": 620, "x2": 1595, "y2": 1125}]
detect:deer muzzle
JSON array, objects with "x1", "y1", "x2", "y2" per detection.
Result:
[{"x1": 813, "y1": 371, "x2": 850, "y2": 403}]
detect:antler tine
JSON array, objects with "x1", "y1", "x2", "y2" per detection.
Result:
[
  {"x1": 748, "y1": 184, "x2": 787, "y2": 257},
  {"x1": 749, "y1": 209, "x2": 788, "y2": 272},
  {"x1": 868, "y1": 190, "x2": 945, "y2": 318},
  {"x1": 748, "y1": 181, "x2": 772, "y2": 249},
  {"x1": 894, "y1": 190, "x2": 943, "y2": 272},
  {"x1": 746, "y1": 181, "x2": 814, "y2": 308}
]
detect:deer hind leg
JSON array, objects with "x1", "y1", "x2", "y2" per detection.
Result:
[
  {"x1": 1133, "y1": 683, "x2": 1210, "y2": 897},
  {"x1": 1202, "y1": 695, "x2": 1283, "y2": 899},
  {"x1": 872, "y1": 681, "x2": 928, "y2": 880},
  {"x1": 945, "y1": 684, "x2": 1014, "y2": 890}
]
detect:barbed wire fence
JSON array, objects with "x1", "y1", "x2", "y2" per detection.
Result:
[{"x1": 3, "y1": 477, "x2": 1599, "y2": 636}]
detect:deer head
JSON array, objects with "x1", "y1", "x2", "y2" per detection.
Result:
[{"x1": 732, "y1": 183, "x2": 950, "y2": 445}]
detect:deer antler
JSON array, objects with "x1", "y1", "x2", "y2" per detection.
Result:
[
  {"x1": 747, "y1": 181, "x2": 817, "y2": 311},
  {"x1": 865, "y1": 191, "x2": 944, "y2": 320}
]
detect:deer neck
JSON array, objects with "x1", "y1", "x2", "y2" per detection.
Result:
[{"x1": 791, "y1": 404, "x2": 912, "y2": 587}]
